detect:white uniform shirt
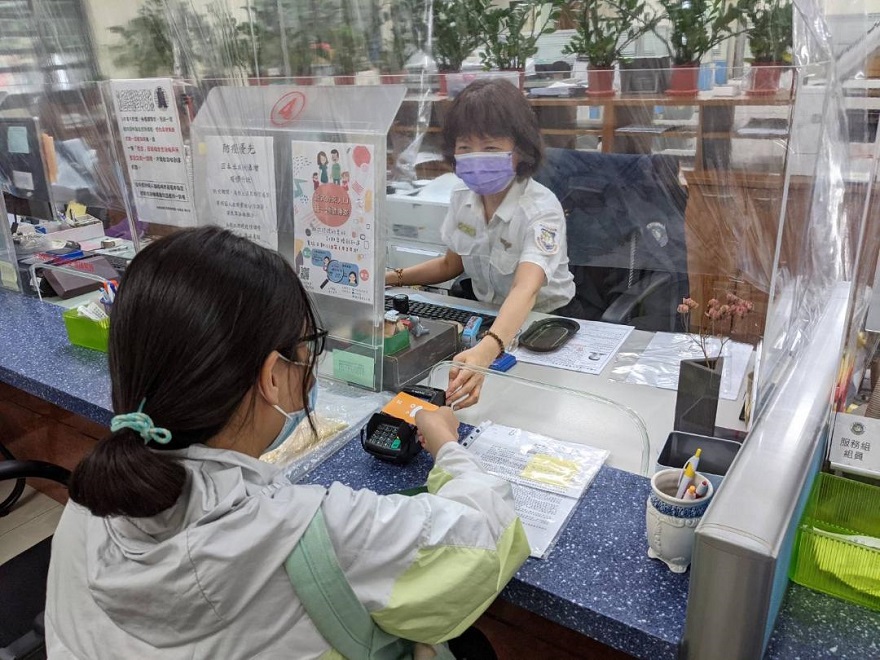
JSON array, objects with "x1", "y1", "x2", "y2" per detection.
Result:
[{"x1": 441, "y1": 178, "x2": 575, "y2": 313}]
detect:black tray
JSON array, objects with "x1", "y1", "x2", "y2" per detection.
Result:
[{"x1": 519, "y1": 317, "x2": 580, "y2": 353}]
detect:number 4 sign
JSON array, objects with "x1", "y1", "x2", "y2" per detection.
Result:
[{"x1": 270, "y1": 91, "x2": 307, "y2": 127}]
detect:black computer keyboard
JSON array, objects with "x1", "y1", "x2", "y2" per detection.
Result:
[{"x1": 384, "y1": 295, "x2": 496, "y2": 329}]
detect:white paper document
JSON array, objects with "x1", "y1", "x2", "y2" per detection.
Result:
[
  {"x1": 110, "y1": 79, "x2": 196, "y2": 227},
  {"x1": 202, "y1": 135, "x2": 278, "y2": 250},
  {"x1": 463, "y1": 423, "x2": 608, "y2": 558},
  {"x1": 625, "y1": 333, "x2": 752, "y2": 400},
  {"x1": 514, "y1": 320, "x2": 634, "y2": 375}
]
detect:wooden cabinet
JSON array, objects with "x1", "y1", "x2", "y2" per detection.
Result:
[{"x1": 683, "y1": 170, "x2": 784, "y2": 341}]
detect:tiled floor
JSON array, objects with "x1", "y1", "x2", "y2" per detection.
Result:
[{"x1": 0, "y1": 484, "x2": 61, "y2": 565}]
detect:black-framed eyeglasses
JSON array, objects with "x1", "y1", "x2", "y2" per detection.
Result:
[
  {"x1": 280, "y1": 327, "x2": 328, "y2": 365},
  {"x1": 300, "y1": 328, "x2": 328, "y2": 360}
]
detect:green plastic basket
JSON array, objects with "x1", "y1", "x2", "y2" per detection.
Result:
[
  {"x1": 62, "y1": 307, "x2": 110, "y2": 352},
  {"x1": 790, "y1": 472, "x2": 880, "y2": 611}
]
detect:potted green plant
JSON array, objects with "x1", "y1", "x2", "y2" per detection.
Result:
[
  {"x1": 108, "y1": 0, "x2": 175, "y2": 78},
  {"x1": 562, "y1": 0, "x2": 660, "y2": 97},
  {"x1": 743, "y1": 0, "x2": 793, "y2": 95},
  {"x1": 289, "y1": 30, "x2": 314, "y2": 85},
  {"x1": 656, "y1": 0, "x2": 747, "y2": 96},
  {"x1": 332, "y1": 0, "x2": 365, "y2": 85},
  {"x1": 466, "y1": 0, "x2": 565, "y2": 87},
  {"x1": 433, "y1": 0, "x2": 482, "y2": 94}
]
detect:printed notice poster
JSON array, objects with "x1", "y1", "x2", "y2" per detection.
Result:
[
  {"x1": 292, "y1": 141, "x2": 375, "y2": 304},
  {"x1": 204, "y1": 135, "x2": 277, "y2": 250},
  {"x1": 110, "y1": 78, "x2": 195, "y2": 227}
]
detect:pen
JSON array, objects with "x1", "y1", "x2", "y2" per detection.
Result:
[
  {"x1": 102, "y1": 282, "x2": 115, "y2": 304},
  {"x1": 695, "y1": 480, "x2": 709, "y2": 499},
  {"x1": 683, "y1": 485, "x2": 697, "y2": 501},
  {"x1": 678, "y1": 448, "x2": 702, "y2": 489},
  {"x1": 675, "y1": 462, "x2": 695, "y2": 499},
  {"x1": 47, "y1": 251, "x2": 84, "y2": 265}
]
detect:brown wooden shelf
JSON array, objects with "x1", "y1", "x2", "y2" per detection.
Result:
[
  {"x1": 684, "y1": 169, "x2": 784, "y2": 187},
  {"x1": 391, "y1": 124, "x2": 441, "y2": 134},
  {"x1": 541, "y1": 127, "x2": 603, "y2": 136},
  {"x1": 402, "y1": 90, "x2": 794, "y2": 108},
  {"x1": 615, "y1": 128, "x2": 698, "y2": 138},
  {"x1": 731, "y1": 131, "x2": 791, "y2": 140}
]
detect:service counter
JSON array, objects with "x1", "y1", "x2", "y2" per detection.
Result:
[{"x1": 1, "y1": 289, "x2": 877, "y2": 658}]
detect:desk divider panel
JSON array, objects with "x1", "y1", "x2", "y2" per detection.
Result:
[
  {"x1": 427, "y1": 361, "x2": 651, "y2": 476},
  {"x1": 173, "y1": 84, "x2": 406, "y2": 391},
  {"x1": 0, "y1": 194, "x2": 19, "y2": 292}
]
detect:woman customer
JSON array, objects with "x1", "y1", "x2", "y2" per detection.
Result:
[{"x1": 47, "y1": 226, "x2": 529, "y2": 659}]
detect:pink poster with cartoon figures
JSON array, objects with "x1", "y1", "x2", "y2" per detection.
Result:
[{"x1": 291, "y1": 141, "x2": 375, "y2": 304}]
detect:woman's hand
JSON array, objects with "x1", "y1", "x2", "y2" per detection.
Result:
[
  {"x1": 414, "y1": 407, "x2": 459, "y2": 458},
  {"x1": 446, "y1": 339, "x2": 498, "y2": 409}
]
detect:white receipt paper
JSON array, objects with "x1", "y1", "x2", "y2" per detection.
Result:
[
  {"x1": 625, "y1": 333, "x2": 752, "y2": 400},
  {"x1": 514, "y1": 320, "x2": 633, "y2": 376},
  {"x1": 463, "y1": 423, "x2": 609, "y2": 558}
]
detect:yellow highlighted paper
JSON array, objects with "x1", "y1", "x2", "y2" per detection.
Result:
[
  {"x1": 520, "y1": 454, "x2": 580, "y2": 488},
  {"x1": 0, "y1": 261, "x2": 16, "y2": 288}
]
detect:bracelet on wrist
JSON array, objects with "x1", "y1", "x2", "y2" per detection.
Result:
[
  {"x1": 483, "y1": 330, "x2": 506, "y2": 357},
  {"x1": 393, "y1": 268, "x2": 404, "y2": 287}
]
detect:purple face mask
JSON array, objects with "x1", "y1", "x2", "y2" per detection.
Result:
[{"x1": 454, "y1": 152, "x2": 516, "y2": 195}]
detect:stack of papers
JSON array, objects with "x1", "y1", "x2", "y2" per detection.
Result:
[{"x1": 463, "y1": 423, "x2": 609, "y2": 558}]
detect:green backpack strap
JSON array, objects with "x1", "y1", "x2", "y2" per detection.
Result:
[{"x1": 285, "y1": 509, "x2": 414, "y2": 660}]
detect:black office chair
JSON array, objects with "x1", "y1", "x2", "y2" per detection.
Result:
[
  {"x1": 0, "y1": 444, "x2": 70, "y2": 660},
  {"x1": 533, "y1": 148, "x2": 690, "y2": 331}
]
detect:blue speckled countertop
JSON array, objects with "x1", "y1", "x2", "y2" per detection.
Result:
[
  {"x1": 3, "y1": 288, "x2": 879, "y2": 659},
  {"x1": 0, "y1": 289, "x2": 111, "y2": 425}
]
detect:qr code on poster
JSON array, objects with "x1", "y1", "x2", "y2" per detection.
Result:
[
  {"x1": 115, "y1": 88, "x2": 155, "y2": 113},
  {"x1": 298, "y1": 267, "x2": 310, "y2": 281}
]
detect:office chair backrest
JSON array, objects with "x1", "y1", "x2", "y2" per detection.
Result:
[
  {"x1": 534, "y1": 149, "x2": 689, "y2": 331},
  {"x1": 0, "y1": 450, "x2": 71, "y2": 659}
]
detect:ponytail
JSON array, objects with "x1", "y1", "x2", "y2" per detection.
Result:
[{"x1": 68, "y1": 430, "x2": 187, "y2": 518}]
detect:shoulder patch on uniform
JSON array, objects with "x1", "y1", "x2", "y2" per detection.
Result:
[
  {"x1": 457, "y1": 222, "x2": 476, "y2": 237},
  {"x1": 534, "y1": 224, "x2": 559, "y2": 254}
]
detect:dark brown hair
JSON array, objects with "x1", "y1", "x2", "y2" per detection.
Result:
[
  {"x1": 68, "y1": 227, "x2": 320, "y2": 518},
  {"x1": 442, "y1": 78, "x2": 544, "y2": 180}
]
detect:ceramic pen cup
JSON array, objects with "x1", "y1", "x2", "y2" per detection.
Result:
[{"x1": 646, "y1": 468, "x2": 715, "y2": 573}]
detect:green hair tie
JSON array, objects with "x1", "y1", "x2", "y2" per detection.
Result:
[{"x1": 110, "y1": 399, "x2": 172, "y2": 446}]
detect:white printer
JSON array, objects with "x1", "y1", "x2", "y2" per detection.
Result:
[{"x1": 385, "y1": 173, "x2": 460, "y2": 290}]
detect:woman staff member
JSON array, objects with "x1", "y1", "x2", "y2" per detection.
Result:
[
  {"x1": 386, "y1": 79, "x2": 578, "y2": 408},
  {"x1": 47, "y1": 227, "x2": 529, "y2": 659}
]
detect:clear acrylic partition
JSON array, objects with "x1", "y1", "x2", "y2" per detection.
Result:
[
  {"x1": 3, "y1": 0, "x2": 877, "y2": 427},
  {"x1": 428, "y1": 362, "x2": 650, "y2": 476},
  {"x1": 757, "y1": 2, "x2": 880, "y2": 414},
  {"x1": 269, "y1": 377, "x2": 391, "y2": 483},
  {"x1": 0, "y1": 194, "x2": 18, "y2": 292},
  {"x1": 388, "y1": 67, "x2": 791, "y2": 421},
  {"x1": 181, "y1": 83, "x2": 404, "y2": 390},
  {"x1": 1, "y1": 80, "x2": 136, "y2": 256}
]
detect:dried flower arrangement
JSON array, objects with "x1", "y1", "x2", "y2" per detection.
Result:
[{"x1": 677, "y1": 293, "x2": 754, "y2": 366}]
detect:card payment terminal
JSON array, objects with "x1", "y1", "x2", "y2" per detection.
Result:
[{"x1": 361, "y1": 386, "x2": 446, "y2": 464}]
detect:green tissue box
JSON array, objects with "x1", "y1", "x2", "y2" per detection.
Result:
[
  {"x1": 63, "y1": 307, "x2": 110, "y2": 352},
  {"x1": 790, "y1": 472, "x2": 880, "y2": 611}
]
